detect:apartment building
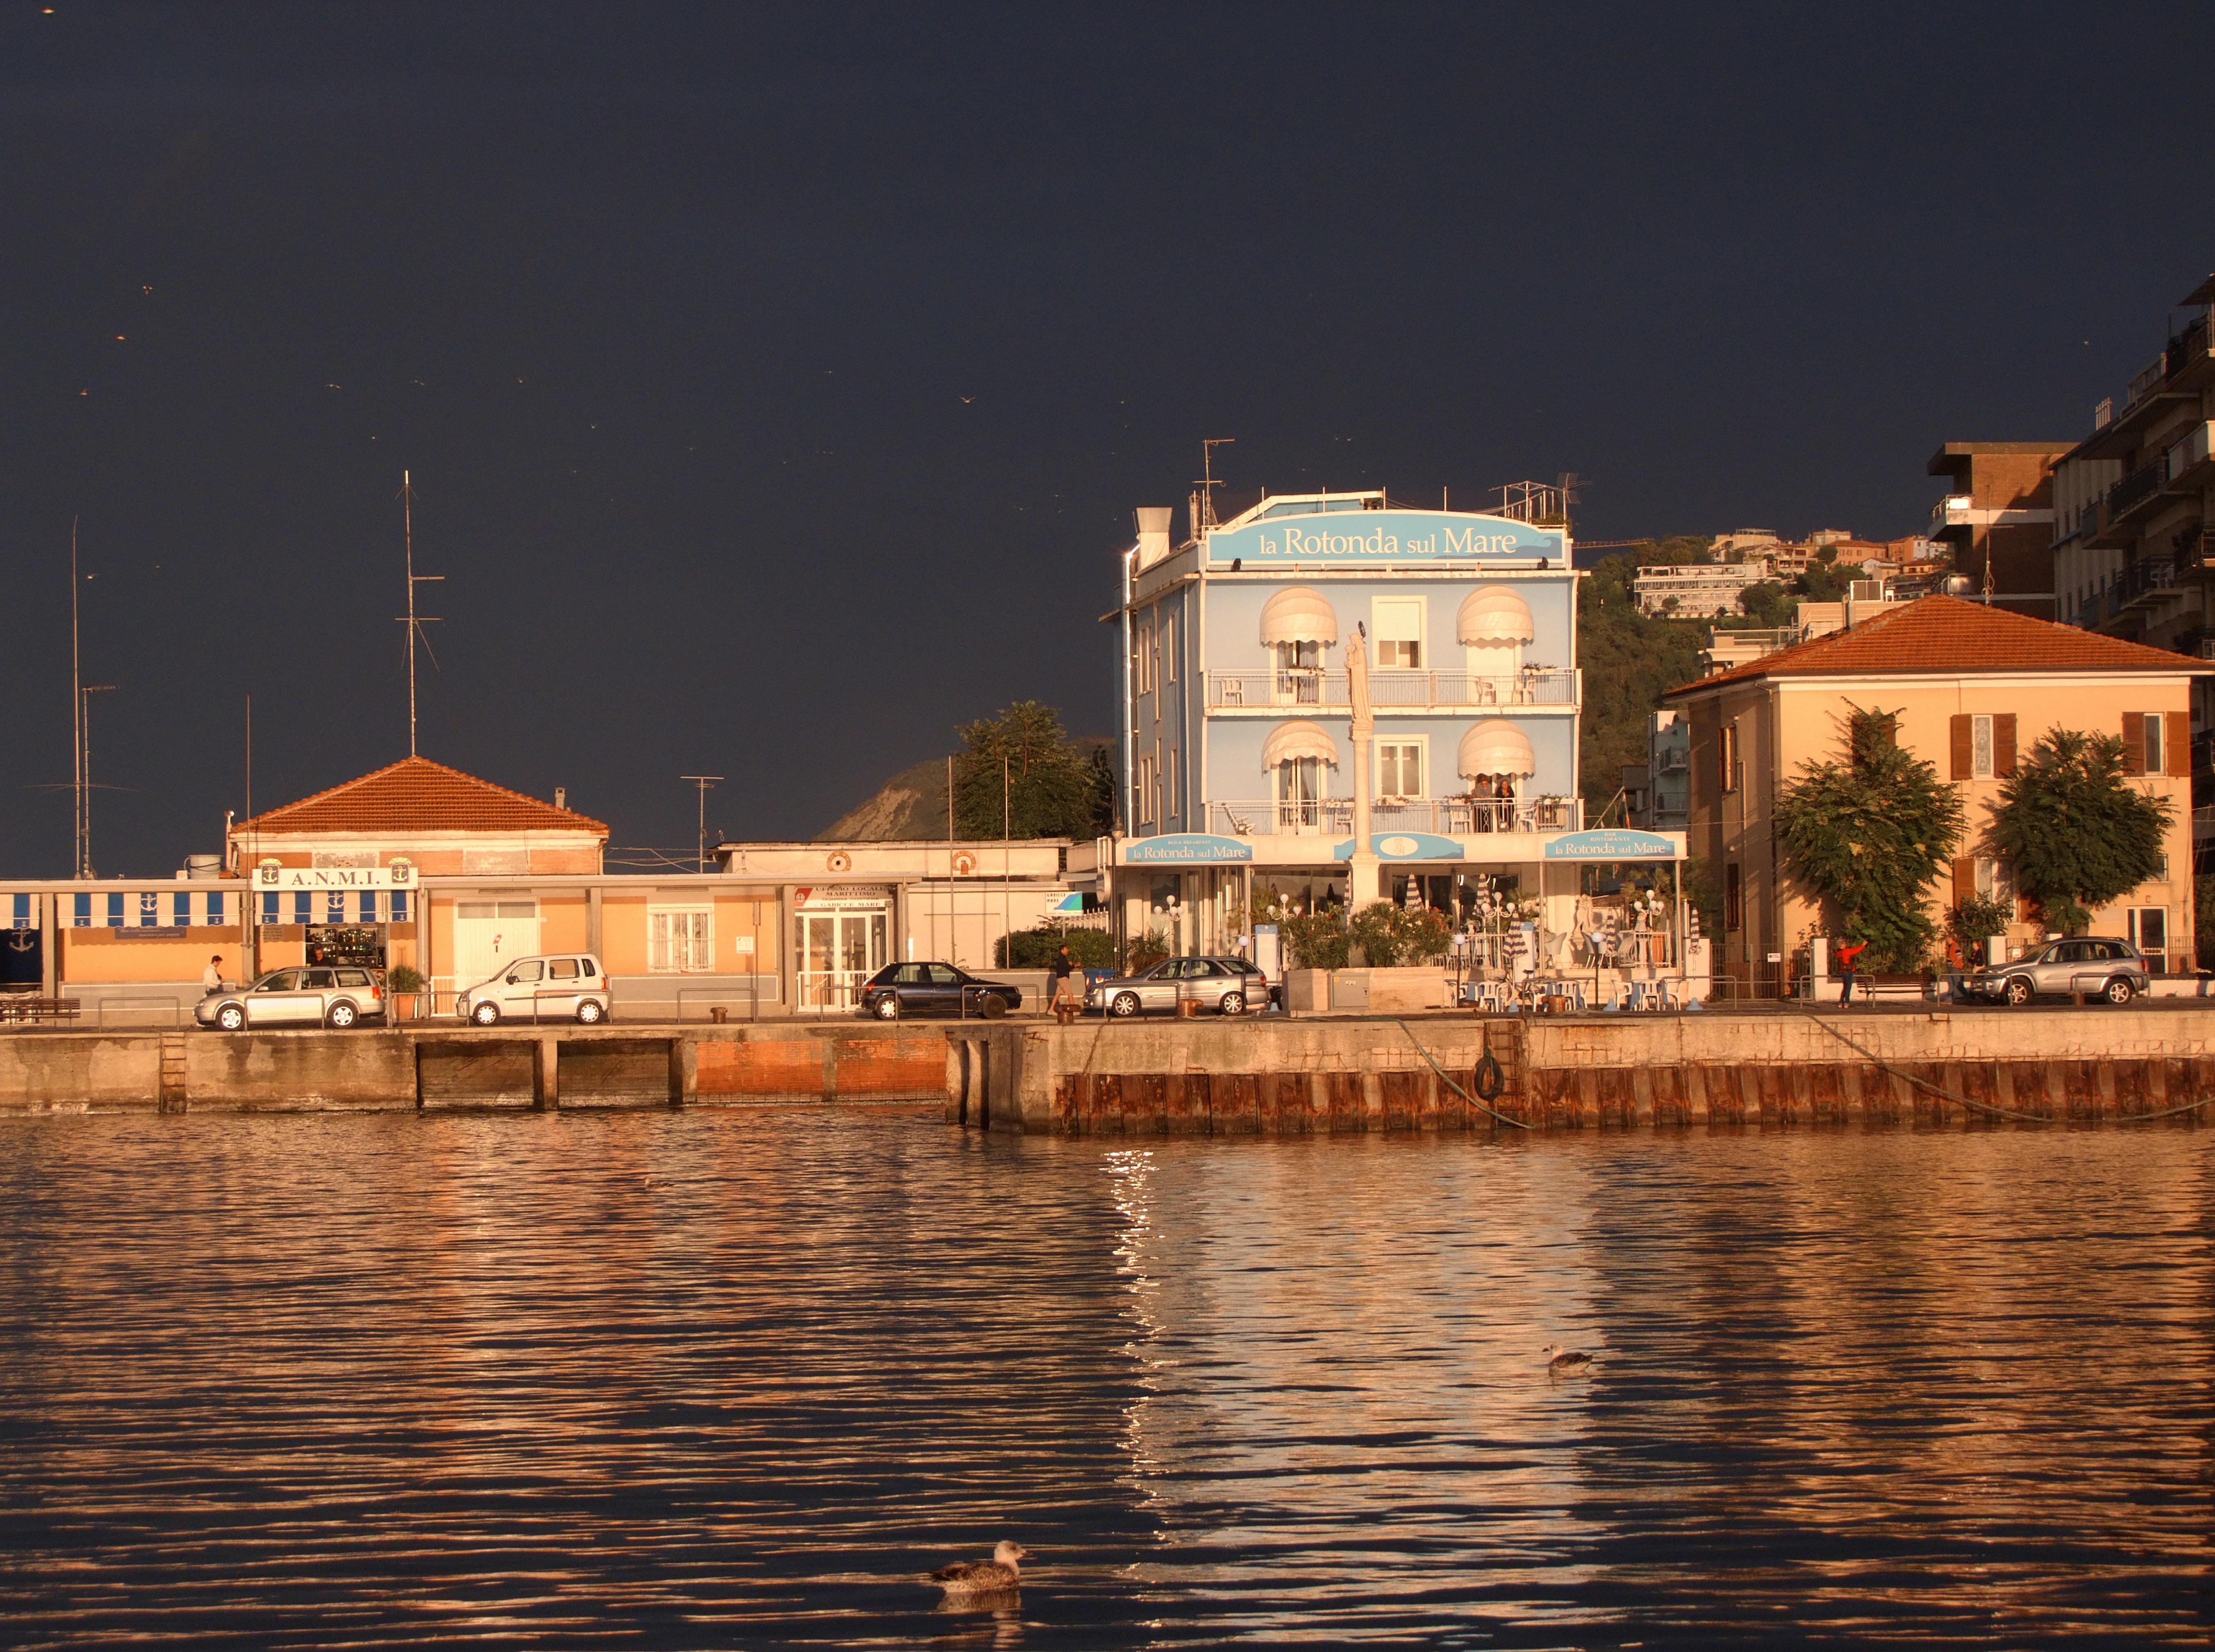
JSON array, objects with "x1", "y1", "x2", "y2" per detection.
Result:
[
  {"x1": 1926, "y1": 441, "x2": 2069, "y2": 616},
  {"x1": 1664, "y1": 596, "x2": 2203, "y2": 994}
]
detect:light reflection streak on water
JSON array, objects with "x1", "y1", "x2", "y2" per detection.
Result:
[{"x1": 0, "y1": 1113, "x2": 2207, "y2": 1648}]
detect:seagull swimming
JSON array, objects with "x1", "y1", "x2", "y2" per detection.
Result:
[
  {"x1": 1542, "y1": 1344, "x2": 1597, "y2": 1375},
  {"x1": 931, "y1": 1540, "x2": 1027, "y2": 1597}
]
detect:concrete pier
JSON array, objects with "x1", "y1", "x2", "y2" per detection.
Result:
[
  {"x1": 947, "y1": 1007, "x2": 2215, "y2": 1133},
  {"x1": 0, "y1": 1022, "x2": 954, "y2": 1114}
]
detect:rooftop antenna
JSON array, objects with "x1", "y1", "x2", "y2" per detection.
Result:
[
  {"x1": 1196, "y1": 436, "x2": 1235, "y2": 530},
  {"x1": 69, "y1": 519, "x2": 83, "y2": 876},
  {"x1": 682, "y1": 775, "x2": 722, "y2": 873},
  {"x1": 395, "y1": 471, "x2": 443, "y2": 756}
]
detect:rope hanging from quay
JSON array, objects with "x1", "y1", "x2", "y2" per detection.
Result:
[
  {"x1": 1394, "y1": 1020, "x2": 1530, "y2": 1130},
  {"x1": 1784, "y1": 998, "x2": 2213, "y2": 1124}
]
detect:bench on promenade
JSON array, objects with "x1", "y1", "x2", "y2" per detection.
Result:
[{"x1": 0, "y1": 996, "x2": 82, "y2": 1024}]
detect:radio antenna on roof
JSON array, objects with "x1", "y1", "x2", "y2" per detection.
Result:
[
  {"x1": 1195, "y1": 436, "x2": 1235, "y2": 531},
  {"x1": 396, "y1": 471, "x2": 444, "y2": 757}
]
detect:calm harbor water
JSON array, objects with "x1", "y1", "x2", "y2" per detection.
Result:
[{"x1": 0, "y1": 1111, "x2": 2208, "y2": 1649}]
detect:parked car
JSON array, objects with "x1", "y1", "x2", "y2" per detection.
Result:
[
  {"x1": 198, "y1": 965, "x2": 387, "y2": 1031},
  {"x1": 1086, "y1": 955, "x2": 1269, "y2": 1018},
  {"x1": 456, "y1": 954, "x2": 611, "y2": 1024},
  {"x1": 1963, "y1": 937, "x2": 2149, "y2": 1006},
  {"x1": 859, "y1": 962, "x2": 1022, "y2": 1020}
]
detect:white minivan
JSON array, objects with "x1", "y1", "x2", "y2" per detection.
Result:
[{"x1": 456, "y1": 954, "x2": 611, "y2": 1025}]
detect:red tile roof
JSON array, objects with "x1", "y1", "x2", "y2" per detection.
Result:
[
  {"x1": 238, "y1": 756, "x2": 608, "y2": 835},
  {"x1": 1664, "y1": 594, "x2": 2213, "y2": 698}
]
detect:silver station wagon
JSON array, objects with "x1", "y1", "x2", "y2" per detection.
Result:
[
  {"x1": 456, "y1": 954, "x2": 611, "y2": 1025},
  {"x1": 1085, "y1": 955, "x2": 1270, "y2": 1018},
  {"x1": 199, "y1": 966, "x2": 388, "y2": 1031}
]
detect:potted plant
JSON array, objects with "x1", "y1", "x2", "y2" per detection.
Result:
[{"x1": 386, "y1": 963, "x2": 426, "y2": 1022}]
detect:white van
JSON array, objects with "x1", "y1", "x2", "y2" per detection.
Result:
[{"x1": 456, "y1": 954, "x2": 610, "y2": 1025}]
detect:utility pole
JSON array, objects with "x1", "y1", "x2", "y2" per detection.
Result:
[
  {"x1": 682, "y1": 775, "x2": 722, "y2": 873},
  {"x1": 81, "y1": 683, "x2": 116, "y2": 878},
  {"x1": 396, "y1": 471, "x2": 443, "y2": 756},
  {"x1": 70, "y1": 521, "x2": 82, "y2": 877}
]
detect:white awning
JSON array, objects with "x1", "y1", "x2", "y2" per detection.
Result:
[
  {"x1": 1259, "y1": 585, "x2": 1339, "y2": 647},
  {"x1": 1458, "y1": 585, "x2": 1535, "y2": 644},
  {"x1": 1458, "y1": 718, "x2": 1536, "y2": 778},
  {"x1": 1262, "y1": 719, "x2": 1340, "y2": 767}
]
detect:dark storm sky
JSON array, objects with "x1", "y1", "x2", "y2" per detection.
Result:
[{"x1": 5, "y1": 3, "x2": 2209, "y2": 874}]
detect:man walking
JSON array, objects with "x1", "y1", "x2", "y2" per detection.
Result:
[
  {"x1": 1050, "y1": 943, "x2": 1082, "y2": 1025},
  {"x1": 1835, "y1": 935, "x2": 1867, "y2": 1006}
]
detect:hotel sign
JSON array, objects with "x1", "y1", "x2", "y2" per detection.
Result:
[
  {"x1": 1541, "y1": 829, "x2": 1682, "y2": 861},
  {"x1": 256, "y1": 860, "x2": 416, "y2": 890},
  {"x1": 1206, "y1": 510, "x2": 1565, "y2": 567},
  {"x1": 1121, "y1": 833, "x2": 1253, "y2": 865}
]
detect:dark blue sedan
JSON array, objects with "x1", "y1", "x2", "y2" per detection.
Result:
[{"x1": 860, "y1": 961, "x2": 1023, "y2": 1020}]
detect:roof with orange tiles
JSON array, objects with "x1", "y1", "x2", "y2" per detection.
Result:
[
  {"x1": 236, "y1": 756, "x2": 609, "y2": 835},
  {"x1": 1664, "y1": 594, "x2": 2213, "y2": 700}
]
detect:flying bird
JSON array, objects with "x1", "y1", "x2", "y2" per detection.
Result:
[
  {"x1": 930, "y1": 1540, "x2": 1027, "y2": 1598},
  {"x1": 1542, "y1": 1344, "x2": 1596, "y2": 1376}
]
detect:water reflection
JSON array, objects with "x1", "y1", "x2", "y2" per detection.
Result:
[{"x1": 0, "y1": 1113, "x2": 2206, "y2": 1647}]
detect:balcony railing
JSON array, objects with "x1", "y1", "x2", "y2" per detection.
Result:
[
  {"x1": 2107, "y1": 459, "x2": 2168, "y2": 524},
  {"x1": 1207, "y1": 795, "x2": 1583, "y2": 839},
  {"x1": 1206, "y1": 668, "x2": 1579, "y2": 710}
]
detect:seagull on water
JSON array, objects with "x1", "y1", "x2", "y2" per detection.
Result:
[
  {"x1": 931, "y1": 1540, "x2": 1028, "y2": 1597},
  {"x1": 1542, "y1": 1344, "x2": 1597, "y2": 1376}
]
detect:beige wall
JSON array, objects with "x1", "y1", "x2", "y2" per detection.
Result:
[{"x1": 1683, "y1": 672, "x2": 2197, "y2": 977}]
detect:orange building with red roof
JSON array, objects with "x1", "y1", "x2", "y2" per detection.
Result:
[
  {"x1": 229, "y1": 756, "x2": 607, "y2": 877},
  {"x1": 1664, "y1": 595, "x2": 2208, "y2": 989}
]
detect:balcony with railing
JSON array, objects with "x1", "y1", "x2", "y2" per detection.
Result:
[
  {"x1": 1206, "y1": 667, "x2": 1578, "y2": 711},
  {"x1": 1206, "y1": 795, "x2": 1583, "y2": 841},
  {"x1": 2104, "y1": 458, "x2": 2171, "y2": 530}
]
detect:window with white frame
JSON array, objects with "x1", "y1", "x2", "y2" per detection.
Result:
[
  {"x1": 2143, "y1": 712, "x2": 2165, "y2": 775},
  {"x1": 648, "y1": 907, "x2": 714, "y2": 972},
  {"x1": 1974, "y1": 857, "x2": 2011, "y2": 904},
  {"x1": 1377, "y1": 741, "x2": 1424, "y2": 798},
  {"x1": 1372, "y1": 597, "x2": 1424, "y2": 669},
  {"x1": 1163, "y1": 613, "x2": 1176, "y2": 683},
  {"x1": 1971, "y1": 714, "x2": 1993, "y2": 778},
  {"x1": 1168, "y1": 743, "x2": 1179, "y2": 818},
  {"x1": 1135, "y1": 755, "x2": 1157, "y2": 824},
  {"x1": 1134, "y1": 614, "x2": 1156, "y2": 696}
]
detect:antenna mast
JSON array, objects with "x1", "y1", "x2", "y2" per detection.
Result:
[
  {"x1": 70, "y1": 520, "x2": 83, "y2": 877},
  {"x1": 1195, "y1": 436, "x2": 1235, "y2": 532},
  {"x1": 681, "y1": 775, "x2": 723, "y2": 873},
  {"x1": 397, "y1": 471, "x2": 443, "y2": 756}
]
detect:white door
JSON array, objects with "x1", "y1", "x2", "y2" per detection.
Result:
[{"x1": 450, "y1": 901, "x2": 540, "y2": 1002}]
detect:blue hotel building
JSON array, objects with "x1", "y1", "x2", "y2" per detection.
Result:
[{"x1": 1105, "y1": 487, "x2": 1681, "y2": 959}]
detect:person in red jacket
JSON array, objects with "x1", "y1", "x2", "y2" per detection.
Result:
[{"x1": 1835, "y1": 936, "x2": 1868, "y2": 1005}]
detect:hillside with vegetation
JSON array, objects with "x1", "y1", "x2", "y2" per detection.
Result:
[{"x1": 1576, "y1": 539, "x2": 1714, "y2": 818}]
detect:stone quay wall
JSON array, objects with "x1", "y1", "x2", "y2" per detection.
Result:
[
  {"x1": 0, "y1": 1022, "x2": 953, "y2": 1114},
  {"x1": 947, "y1": 1008, "x2": 2215, "y2": 1134}
]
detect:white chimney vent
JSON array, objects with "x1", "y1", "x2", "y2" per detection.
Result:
[{"x1": 1134, "y1": 506, "x2": 1173, "y2": 571}]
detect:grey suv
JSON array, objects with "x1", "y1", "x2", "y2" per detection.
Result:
[
  {"x1": 199, "y1": 966, "x2": 388, "y2": 1030},
  {"x1": 1965, "y1": 937, "x2": 2149, "y2": 1006},
  {"x1": 1087, "y1": 956, "x2": 1270, "y2": 1017}
]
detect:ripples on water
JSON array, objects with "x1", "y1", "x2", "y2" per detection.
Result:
[{"x1": 0, "y1": 1111, "x2": 2207, "y2": 1648}]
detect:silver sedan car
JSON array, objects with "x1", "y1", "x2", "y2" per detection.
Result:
[
  {"x1": 198, "y1": 966, "x2": 388, "y2": 1031},
  {"x1": 1086, "y1": 956, "x2": 1269, "y2": 1018}
]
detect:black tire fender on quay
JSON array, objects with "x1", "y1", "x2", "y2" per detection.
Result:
[{"x1": 1474, "y1": 1049, "x2": 1505, "y2": 1102}]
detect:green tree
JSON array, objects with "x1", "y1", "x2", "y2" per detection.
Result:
[
  {"x1": 1736, "y1": 580, "x2": 1794, "y2": 628},
  {"x1": 1793, "y1": 562, "x2": 1855, "y2": 603},
  {"x1": 1773, "y1": 705, "x2": 1966, "y2": 970},
  {"x1": 952, "y1": 701, "x2": 1110, "y2": 839},
  {"x1": 1986, "y1": 728, "x2": 2171, "y2": 931},
  {"x1": 1576, "y1": 543, "x2": 1714, "y2": 816}
]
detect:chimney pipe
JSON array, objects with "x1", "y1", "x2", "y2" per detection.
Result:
[
  {"x1": 555, "y1": 786, "x2": 567, "y2": 811},
  {"x1": 1134, "y1": 507, "x2": 1173, "y2": 571}
]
